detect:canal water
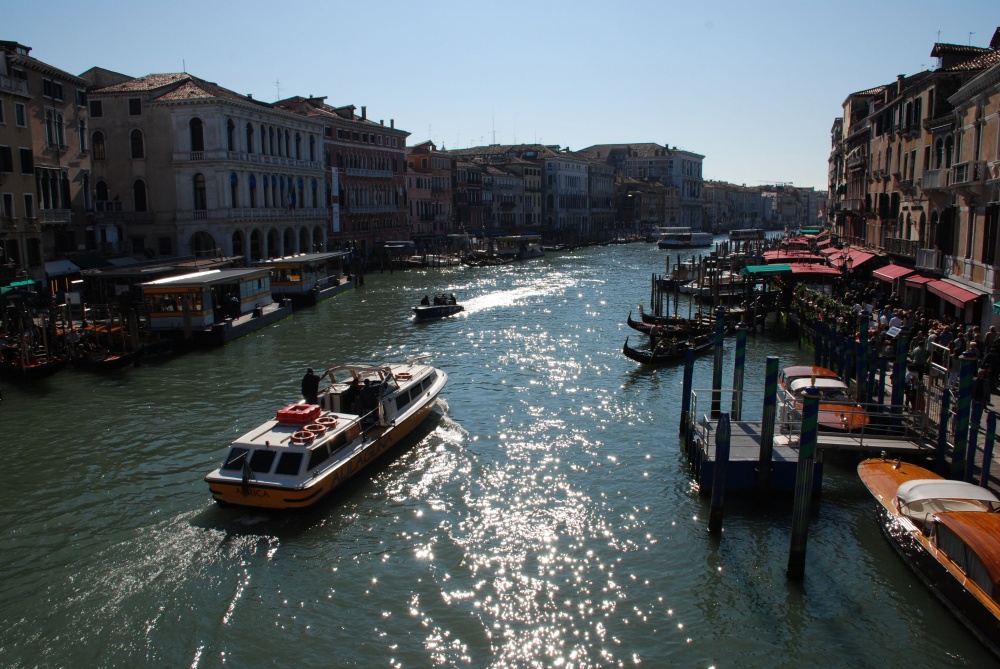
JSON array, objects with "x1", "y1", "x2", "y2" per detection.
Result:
[{"x1": 1, "y1": 244, "x2": 994, "y2": 668}]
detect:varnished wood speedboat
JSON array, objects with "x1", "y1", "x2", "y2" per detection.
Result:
[
  {"x1": 858, "y1": 458, "x2": 1000, "y2": 658},
  {"x1": 205, "y1": 359, "x2": 447, "y2": 510}
]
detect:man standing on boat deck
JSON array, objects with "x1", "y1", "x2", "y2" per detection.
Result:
[{"x1": 301, "y1": 367, "x2": 325, "y2": 406}]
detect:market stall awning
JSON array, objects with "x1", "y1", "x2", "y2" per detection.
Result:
[
  {"x1": 829, "y1": 249, "x2": 875, "y2": 269},
  {"x1": 873, "y1": 264, "x2": 916, "y2": 283},
  {"x1": 994, "y1": 301, "x2": 1000, "y2": 316},
  {"x1": 904, "y1": 273, "x2": 933, "y2": 288},
  {"x1": 741, "y1": 264, "x2": 792, "y2": 276},
  {"x1": 44, "y1": 259, "x2": 80, "y2": 277},
  {"x1": 1, "y1": 279, "x2": 35, "y2": 295},
  {"x1": 926, "y1": 279, "x2": 984, "y2": 307}
]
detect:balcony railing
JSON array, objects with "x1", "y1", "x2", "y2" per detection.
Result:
[
  {"x1": 343, "y1": 168, "x2": 393, "y2": 179},
  {"x1": 39, "y1": 209, "x2": 72, "y2": 225},
  {"x1": 1, "y1": 216, "x2": 17, "y2": 230},
  {"x1": 952, "y1": 161, "x2": 987, "y2": 186},
  {"x1": 915, "y1": 248, "x2": 941, "y2": 272},
  {"x1": 883, "y1": 236, "x2": 918, "y2": 260},
  {"x1": 920, "y1": 169, "x2": 950, "y2": 191},
  {"x1": 0, "y1": 74, "x2": 28, "y2": 95}
]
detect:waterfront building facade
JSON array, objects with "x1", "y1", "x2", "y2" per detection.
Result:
[
  {"x1": 828, "y1": 27, "x2": 1000, "y2": 328},
  {"x1": 453, "y1": 160, "x2": 483, "y2": 235},
  {"x1": 85, "y1": 72, "x2": 327, "y2": 262},
  {"x1": 482, "y1": 165, "x2": 524, "y2": 233},
  {"x1": 0, "y1": 41, "x2": 91, "y2": 285},
  {"x1": 406, "y1": 141, "x2": 454, "y2": 237},
  {"x1": 274, "y1": 97, "x2": 409, "y2": 254}
]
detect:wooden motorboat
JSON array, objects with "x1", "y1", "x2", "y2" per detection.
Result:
[
  {"x1": 413, "y1": 294, "x2": 464, "y2": 320},
  {"x1": 622, "y1": 332, "x2": 716, "y2": 366},
  {"x1": 0, "y1": 352, "x2": 70, "y2": 380},
  {"x1": 777, "y1": 365, "x2": 869, "y2": 432},
  {"x1": 205, "y1": 359, "x2": 448, "y2": 510},
  {"x1": 858, "y1": 457, "x2": 1000, "y2": 658}
]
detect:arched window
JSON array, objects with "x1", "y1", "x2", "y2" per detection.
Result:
[
  {"x1": 227, "y1": 119, "x2": 236, "y2": 151},
  {"x1": 95, "y1": 180, "x2": 109, "y2": 202},
  {"x1": 945, "y1": 136, "x2": 954, "y2": 168},
  {"x1": 193, "y1": 173, "x2": 207, "y2": 210},
  {"x1": 311, "y1": 178, "x2": 318, "y2": 207},
  {"x1": 190, "y1": 118, "x2": 205, "y2": 152},
  {"x1": 79, "y1": 117, "x2": 88, "y2": 152},
  {"x1": 297, "y1": 177, "x2": 304, "y2": 209},
  {"x1": 56, "y1": 113, "x2": 65, "y2": 146},
  {"x1": 246, "y1": 122, "x2": 254, "y2": 153},
  {"x1": 262, "y1": 173, "x2": 270, "y2": 208},
  {"x1": 230, "y1": 172, "x2": 239, "y2": 208},
  {"x1": 935, "y1": 138, "x2": 944, "y2": 169},
  {"x1": 133, "y1": 179, "x2": 148, "y2": 212},
  {"x1": 248, "y1": 174, "x2": 257, "y2": 208},
  {"x1": 130, "y1": 129, "x2": 144, "y2": 159},
  {"x1": 310, "y1": 136, "x2": 316, "y2": 162},
  {"x1": 45, "y1": 110, "x2": 54, "y2": 145},
  {"x1": 284, "y1": 130, "x2": 290, "y2": 157},
  {"x1": 92, "y1": 131, "x2": 106, "y2": 161},
  {"x1": 268, "y1": 126, "x2": 275, "y2": 155},
  {"x1": 295, "y1": 132, "x2": 302, "y2": 159}
]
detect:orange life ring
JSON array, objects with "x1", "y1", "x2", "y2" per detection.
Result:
[
  {"x1": 316, "y1": 416, "x2": 338, "y2": 427},
  {"x1": 304, "y1": 423, "x2": 327, "y2": 435},
  {"x1": 291, "y1": 430, "x2": 314, "y2": 444},
  {"x1": 395, "y1": 373, "x2": 412, "y2": 380}
]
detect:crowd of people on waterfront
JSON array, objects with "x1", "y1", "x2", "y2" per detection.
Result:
[{"x1": 791, "y1": 278, "x2": 999, "y2": 410}]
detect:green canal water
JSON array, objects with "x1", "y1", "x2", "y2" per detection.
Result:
[{"x1": 1, "y1": 244, "x2": 994, "y2": 668}]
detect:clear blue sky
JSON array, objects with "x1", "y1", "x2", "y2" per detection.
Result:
[{"x1": 7, "y1": 1, "x2": 996, "y2": 190}]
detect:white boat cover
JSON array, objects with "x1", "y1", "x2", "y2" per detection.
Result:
[{"x1": 898, "y1": 479, "x2": 1000, "y2": 506}]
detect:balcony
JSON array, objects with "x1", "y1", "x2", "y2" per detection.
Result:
[
  {"x1": 843, "y1": 198, "x2": 864, "y2": 212},
  {"x1": 920, "y1": 169, "x2": 950, "y2": 191},
  {"x1": 883, "y1": 236, "x2": 918, "y2": 260},
  {"x1": 1, "y1": 216, "x2": 16, "y2": 231},
  {"x1": 93, "y1": 200, "x2": 123, "y2": 219},
  {"x1": 0, "y1": 74, "x2": 28, "y2": 96},
  {"x1": 343, "y1": 168, "x2": 393, "y2": 179},
  {"x1": 952, "y1": 161, "x2": 988, "y2": 187},
  {"x1": 39, "y1": 209, "x2": 72, "y2": 225},
  {"x1": 916, "y1": 248, "x2": 941, "y2": 272},
  {"x1": 847, "y1": 154, "x2": 867, "y2": 169}
]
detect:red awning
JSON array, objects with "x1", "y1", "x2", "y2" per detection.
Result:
[
  {"x1": 763, "y1": 249, "x2": 827, "y2": 263},
  {"x1": 829, "y1": 249, "x2": 875, "y2": 269},
  {"x1": 926, "y1": 279, "x2": 983, "y2": 307},
  {"x1": 820, "y1": 247, "x2": 840, "y2": 256},
  {"x1": 873, "y1": 264, "x2": 916, "y2": 282},
  {"x1": 904, "y1": 273, "x2": 933, "y2": 288}
]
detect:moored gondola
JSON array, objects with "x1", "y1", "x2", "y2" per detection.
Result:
[
  {"x1": 626, "y1": 310, "x2": 712, "y2": 337},
  {"x1": 622, "y1": 332, "x2": 716, "y2": 366}
]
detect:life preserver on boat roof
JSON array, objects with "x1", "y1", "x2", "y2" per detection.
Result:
[
  {"x1": 291, "y1": 430, "x2": 314, "y2": 444},
  {"x1": 276, "y1": 403, "x2": 322, "y2": 424},
  {"x1": 304, "y1": 423, "x2": 327, "y2": 435},
  {"x1": 316, "y1": 416, "x2": 338, "y2": 427},
  {"x1": 395, "y1": 372, "x2": 412, "y2": 380}
]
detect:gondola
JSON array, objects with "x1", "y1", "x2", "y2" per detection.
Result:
[
  {"x1": 622, "y1": 332, "x2": 716, "y2": 366},
  {"x1": 626, "y1": 311, "x2": 712, "y2": 337},
  {"x1": 73, "y1": 348, "x2": 142, "y2": 371},
  {"x1": 0, "y1": 354, "x2": 70, "y2": 380}
]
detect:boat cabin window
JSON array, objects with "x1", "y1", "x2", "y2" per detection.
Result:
[
  {"x1": 307, "y1": 445, "x2": 330, "y2": 470},
  {"x1": 250, "y1": 449, "x2": 277, "y2": 473},
  {"x1": 936, "y1": 523, "x2": 996, "y2": 598},
  {"x1": 396, "y1": 389, "x2": 412, "y2": 411},
  {"x1": 222, "y1": 447, "x2": 250, "y2": 471},
  {"x1": 274, "y1": 451, "x2": 303, "y2": 476}
]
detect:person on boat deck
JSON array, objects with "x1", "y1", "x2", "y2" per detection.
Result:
[
  {"x1": 301, "y1": 367, "x2": 326, "y2": 406},
  {"x1": 359, "y1": 378, "x2": 378, "y2": 425},
  {"x1": 420, "y1": 295, "x2": 430, "y2": 306}
]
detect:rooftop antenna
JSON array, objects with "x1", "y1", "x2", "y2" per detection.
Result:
[
  {"x1": 937, "y1": 30, "x2": 941, "y2": 42},
  {"x1": 182, "y1": 58, "x2": 186, "y2": 73},
  {"x1": 275, "y1": 79, "x2": 283, "y2": 100},
  {"x1": 492, "y1": 110, "x2": 496, "y2": 145},
  {"x1": 969, "y1": 31, "x2": 975, "y2": 45}
]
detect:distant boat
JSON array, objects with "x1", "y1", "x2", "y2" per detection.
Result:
[
  {"x1": 622, "y1": 332, "x2": 715, "y2": 366},
  {"x1": 413, "y1": 294, "x2": 464, "y2": 320},
  {"x1": 655, "y1": 227, "x2": 713, "y2": 249}
]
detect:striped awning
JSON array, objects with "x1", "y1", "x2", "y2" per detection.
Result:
[
  {"x1": 927, "y1": 279, "x2": 983, "y2": 307},
  {"x1": 904, "y1": 273, "x2": 933, "y2": 288}
]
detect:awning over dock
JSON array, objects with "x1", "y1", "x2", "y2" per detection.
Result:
[
  {"x1": 741, "y1": 264, "x2": 792, "y2": 277},
  {"x1": 926, "y1": 278, "x2": 986, "y2": 307}
]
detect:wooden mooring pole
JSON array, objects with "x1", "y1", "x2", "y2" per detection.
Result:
[
  {"x1": 787, "y1": 386, "x2": 820, "y2": 581},
  {"x1": 731, "y1": 323, "x2": 748, "y2": 421},
  {"x1": 709, "y1": 413, "x2": 731, "y2": 536},
  {"x1": 680, "y1": 345, "x2": 696, "y2": 440},
  {"x1": 982, "y1": 411, "x2": 996, "y2": 488},
  {"x1": 711, "y1": 306, "x2": 725, "y2": 419},
  {"x1": 757, "y1": 356, "x2": 779, "y2": 494},
  {"x1": 953, "y1": 351, "x2": 977, "y2": 481}
]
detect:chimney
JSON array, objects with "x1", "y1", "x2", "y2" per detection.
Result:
[
  {"x1": 897, "y1": 74, "x2": 904, "y2": 95},
  {"x1": 390, "y1": 119, "x2": 395, "y2": 128},
  {"x1": 361, "y1": 106, "x2": 367, "y2": 120},
  {"x1": 247, "y1": 93, "x2": 253, "y2": 99},
  {"x1": 379, "y1": 119, "x2": 384, "y2": 125}
]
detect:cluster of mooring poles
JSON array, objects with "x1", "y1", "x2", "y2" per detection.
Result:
[{"x1": 678, "y1": 307, "x2": 999, "y2": 582}]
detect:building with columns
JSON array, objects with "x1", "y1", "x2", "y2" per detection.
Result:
[
  {"x1": 84, "y1": 71, "x2": 327, "y2": 262},
  {"x1": 1, "y1": 41, "x2": 91, "y2": 286}
]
